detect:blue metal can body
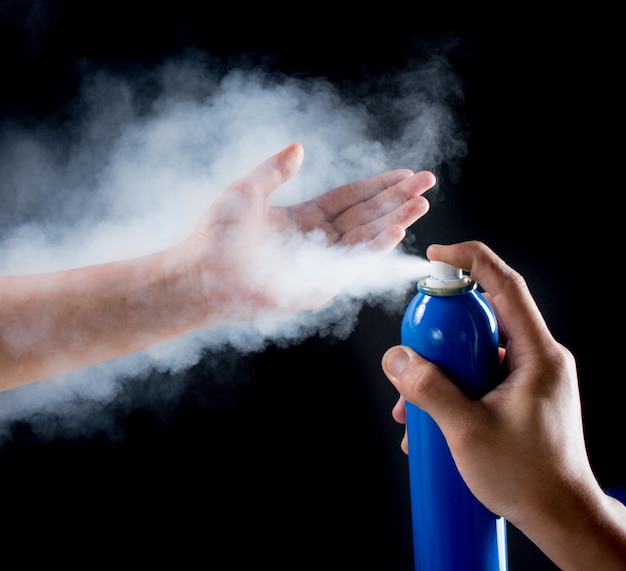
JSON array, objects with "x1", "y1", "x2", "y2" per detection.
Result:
[{"x1": 400, "y1": 281, "x2": 507, "y2": 570}]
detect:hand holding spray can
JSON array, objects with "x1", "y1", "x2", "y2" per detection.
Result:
[{"x1": 400, "y1": 260, "x2": 508, "y2": 570}]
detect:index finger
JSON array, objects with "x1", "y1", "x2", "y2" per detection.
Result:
[
  {"x1": 313, "y1": 169, "x2": 436, "y2": 225},
  {"x1": 425, "y1": 241, "x2": 552, "y2": 350}
]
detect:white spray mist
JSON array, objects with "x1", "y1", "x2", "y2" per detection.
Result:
[{"x1": 0, "y1": 51, "x2": 464, "y2": 441}]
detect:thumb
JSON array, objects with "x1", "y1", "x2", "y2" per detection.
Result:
[
  {"x1": 245, "y1": 141, "x2": 304, "y2": 199},
  {"x1": 381, "y1": 345, "x2": 474, "y2": 429}
]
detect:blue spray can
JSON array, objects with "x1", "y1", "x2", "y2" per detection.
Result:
[{"x1": 400, "y1": 260, "x2": 508, "y2": 570}]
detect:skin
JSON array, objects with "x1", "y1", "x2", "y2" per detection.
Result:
[
  {"x1": 381, "y1": 241, "x2": 626, "y2": 571},
  {"x1": 0, "y1": 141, "x2": 435, "y2": 391}
]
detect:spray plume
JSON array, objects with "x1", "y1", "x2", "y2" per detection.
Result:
[{"x1": 0, "y1": 50, "x2": 466, "y2": 441}]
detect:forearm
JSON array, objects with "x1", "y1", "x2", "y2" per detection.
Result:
[
  {"x1": 0, "y1": 246, "x2": 206, "y2": 391},
  {"x1": 519, "y1": 485, "x2": 626, "y2": 571}
]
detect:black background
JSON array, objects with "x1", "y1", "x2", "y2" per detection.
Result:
[{"x1": 0, "y1": 2, "x2": 622, "y2": 569}]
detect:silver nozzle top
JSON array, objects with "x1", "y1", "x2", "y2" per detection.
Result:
[{"x1": 417, "y1": 261, "x2": 475, "y2": 295}]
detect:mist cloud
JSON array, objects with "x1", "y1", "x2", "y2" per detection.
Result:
[{"x1": 0, "y1": 49, "x2": 466, "y2": 441}]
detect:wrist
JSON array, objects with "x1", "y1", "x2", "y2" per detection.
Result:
[
  {"x1": 164, "y1": 239, "x2": 245, "y2": 330},
  {"x1": 518, "y1": 479, "x2": 626, "y2": 570}
]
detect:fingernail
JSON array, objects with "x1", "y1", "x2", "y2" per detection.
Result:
[{"x1": 386, "y1": 348, "x2": 409, "y2": 377}]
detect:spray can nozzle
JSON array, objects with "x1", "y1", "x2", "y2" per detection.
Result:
[
  {"x1": 430, "y1": 261, "x2": 462, "y2": 280},
  {"x1": 418, "y1": 261, "x2": 475, "y2": 295}
]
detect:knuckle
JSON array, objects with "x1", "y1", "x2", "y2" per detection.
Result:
[{"x1": 406, "y1": 361, "x2": 441, "y2": 405}]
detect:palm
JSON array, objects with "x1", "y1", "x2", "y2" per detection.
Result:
[{"x1": 192, "y1": 142, "x2": 435, "y2": 317}]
